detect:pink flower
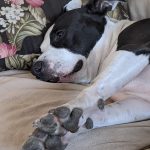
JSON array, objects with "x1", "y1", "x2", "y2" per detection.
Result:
[
  {"x1": 10, "y1": 0, "x2": 24, "y2": 5},
  {"x1": 0, "y1": 43, "x2": 17, "y2": 59},
  {"x1": 25, "y1": 0, "x2": 44, "y2": 7}
]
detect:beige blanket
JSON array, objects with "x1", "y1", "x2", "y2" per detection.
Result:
[{"x1": 0, "y1": 71, "x2": 150, "y2": 150}]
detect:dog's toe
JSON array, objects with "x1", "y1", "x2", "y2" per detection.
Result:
[
  {"x1": 22, "y1": 129, "x2": 47, "y2": 150},
  {"x1": 33, "y1": 114, "x2": 58, "y2": 134},
  {"x1": 22, "y1": 106, "x2": 85, "y2": 150},
  {"x1": 22, "y1": 137, "x2": 45, "y2": 150},
  {"x1": 62, "y1": 108, "x2": 83, "y2": 133},
  {"x1": 22, "y1": 128, "x2": 67, "y2": 150},
  {"x1": 45, "y1": 135, "x2": 67, "y2": 150},
  {"x1": 47, "y1": 106, "x2": 83, "y2": 133}
]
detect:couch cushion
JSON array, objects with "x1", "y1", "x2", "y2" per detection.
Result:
[
  {"x1": 128, "y1": 0, "x2": 150, "y2": 21},
  {"x1": 0, "y1": 71, "x2": 150, "y2": 150}
]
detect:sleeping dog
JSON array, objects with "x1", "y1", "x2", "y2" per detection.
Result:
[{"x1": 22, "y1": 0, "x2": 150, "y2": 149}]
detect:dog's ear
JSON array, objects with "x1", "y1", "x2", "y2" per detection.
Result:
[
  {"x1": 64, "y1": 0, "x2": 82, "y2": 11},
  {"x1": 86, "y1": 0, "x2": 125, "y2": 15}
]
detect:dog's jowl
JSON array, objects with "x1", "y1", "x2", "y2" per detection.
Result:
[{"x1": 23, "y1": 0, "x2": 150, "y2": 149}]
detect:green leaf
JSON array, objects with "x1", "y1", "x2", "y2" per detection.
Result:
[
  {"x1": 29, "y1": 5, "x2": 47, "y2": 26},
  {"x1": 5, "y1": 54, "x2": 39, "y2": 70},
  {"x1": 7, "y1": 12, "x2": 44, "y2": 50}
]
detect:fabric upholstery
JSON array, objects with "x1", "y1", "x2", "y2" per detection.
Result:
[
  {"x1": 128, "y1": 0, "x2": 150, "y2": 21},
  {"x1": 0, "y1": 71, "x2": 150, "y2": 150}
]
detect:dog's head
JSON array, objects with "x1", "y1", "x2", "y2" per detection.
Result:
[{"x1": 32, "y1": 0, "x2": 123, "y2": 83}]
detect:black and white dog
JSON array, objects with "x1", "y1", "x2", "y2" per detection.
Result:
[{"x1": 23, "y1": 0, "x2": 150, "y2": 149}]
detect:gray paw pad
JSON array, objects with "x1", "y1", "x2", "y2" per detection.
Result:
[
  {"x1": 22, "y1": 130, "x2": 67, "y2": 150},
  {"x1": 85, "y1": 118, "x2": 93, "y2": 129},
  {"x1": 97, "y1": 99, "x2": 105, "y2": 110},
  {"x1": 32, "y1": 129, "x2": 48, "y2": 142},
  {"x1": 22, "y1": 107, "x2": 83, "y2": 150},
  {"x1": 22, "y1": 136, "x2": 45, "y2": 150},
  {"x1": 35, "y1": 114, "x2": 57, "y2": 134},
  {"x1": 45, "y1": 135, "x2": 67, "y2": 150},
  {"x1": 54, "y1": 107, "x2": 70, "y2": 119},
  {"x1": 62, "y1": 108, "x2": 83, "y2": 133}
]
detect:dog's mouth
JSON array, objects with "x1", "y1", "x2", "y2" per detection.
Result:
[
  {"x1": 32, "y1": 60, "x2": 83, "y2": 83},
  {"x1": 33, "y1": 69, "x2": 74, "y2": 83},
  {"x1": 58, "y1": 74, "x2": 73, "y2": 83},
  {"x1": 58, "y1": 60, "x2": 83, "y2": 83}
]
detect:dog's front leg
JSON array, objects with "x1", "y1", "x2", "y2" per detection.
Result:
[
  {"x1": 66, "y1": 50, "x2": 149, "y2": 109},
  {"x1": 84, "y1": 97, "x2": 150, "y2": 129},
  {"x1": 22, "y1": 50, "x2": 150, "y2": 150}
]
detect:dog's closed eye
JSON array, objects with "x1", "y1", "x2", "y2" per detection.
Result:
[{"x1": 54, "y1": 30, "x2": 66, "y2": 42}]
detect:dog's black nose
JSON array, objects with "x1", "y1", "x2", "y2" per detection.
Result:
[
  {"x1": 32, "y1": 61, "x2": 43, "y2": 75},
  {"x1": 32, "y1": 61, "x2": 60, "y2": 83}
]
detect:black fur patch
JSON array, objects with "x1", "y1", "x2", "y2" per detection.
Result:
[
  {"x1": 71, "y1": 60, "x2": 83, "y2": 74},
  {"x1": 50, "y1": 8, "x2": 106, "y2": 58},
  {"x1": 117, "y1": 19, "x2": 150, "y2": 63}
]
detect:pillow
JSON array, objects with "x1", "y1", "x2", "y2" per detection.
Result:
[
  {"x1": 107, "y1": 0, "x2": 129, "y2": 20},
  {"x1": 0, "y1": 0, "x2": 129, "y2": 72},
  {"x1": 0, "y1": 0, "x2": 70, "y2": 71}
]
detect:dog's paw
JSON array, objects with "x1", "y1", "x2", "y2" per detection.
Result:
[
  {"x1": 34, "y1": 99, "x2": 104, "y2": 134},
  {"x1": 22, "y1": 128, "x2": 67, "y2": 150},
  {"x1": 22, "y1": 106, "x2": 84, "y2": 150},
  {"x1": 65, "y1": 0, "x2": 82, "y2": 11},
  {"x1": 22, "y1": 99, "x2": 105, "y2": 150},
  {"x1": 34, "y1": 107, "x2": 83, "y2": 134}
]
